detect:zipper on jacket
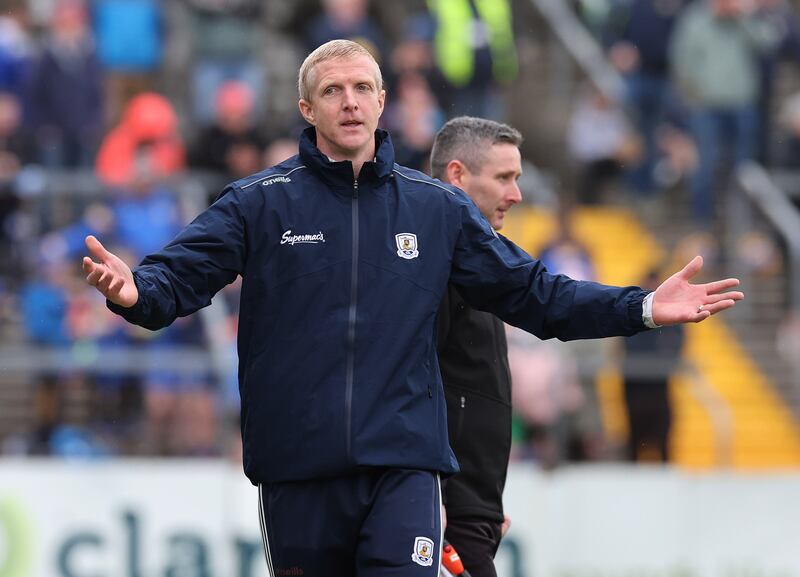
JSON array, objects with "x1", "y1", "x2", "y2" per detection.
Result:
[
  {"x1": 456, "y1": 395, "x2": 466, "y2": 440},
  {"x1": 345, "y1": 178, "x2": 359, "y2": 460}
]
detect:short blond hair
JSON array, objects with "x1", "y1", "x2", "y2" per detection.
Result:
[{"x1": 298, "y1": 39, "x2": 383, "y2": 102}]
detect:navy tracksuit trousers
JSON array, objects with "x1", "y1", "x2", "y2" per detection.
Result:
[{"x1": 258, "y1": 468, "x2": 443, "y2": 577}]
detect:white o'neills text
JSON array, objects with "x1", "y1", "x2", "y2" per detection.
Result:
[
  {"x1": 281, "y1": 230, "x2": 326, "y2": 245},
  {"x1": 262, "y1": 176, "x2": 292, "y2": 186}
]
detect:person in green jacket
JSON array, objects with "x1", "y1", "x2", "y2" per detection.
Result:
[
  {"x1": 670, "y1": 0, "x2": 777, "y2": 224},
  {"x1": 427, "y1": 0, "x2": 518, "y2": 119}
]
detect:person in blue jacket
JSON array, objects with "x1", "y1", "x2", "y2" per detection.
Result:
[{"x1": 81, "y1": 39, "x2": 743, "y2": 577}]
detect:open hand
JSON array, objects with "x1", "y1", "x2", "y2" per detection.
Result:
[
  {"x1": 652, "y1": 256, "x2": 744, "y2": 325},
  {"x1": 82, "y1": 235, "x2": 138, "y2": 308}
]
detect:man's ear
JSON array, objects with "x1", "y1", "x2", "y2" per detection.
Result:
[
  {"x1": 377, "y1": 89, "x2": 386, "y2": 117},
  {"x1": 445, "y1": 160, "x2": 468, "y2": 187},
  {"x1": 298, "y1": 99, "x2": 315, "y2": 125}
]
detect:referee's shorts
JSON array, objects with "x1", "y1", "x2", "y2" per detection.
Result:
[{"x1": 258, "y1": 468, "x2": 443, "y2": 577}]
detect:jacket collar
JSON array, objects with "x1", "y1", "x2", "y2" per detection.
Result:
[{"x1": 298, "y1": 127, "x2": 395, "y2": 190}]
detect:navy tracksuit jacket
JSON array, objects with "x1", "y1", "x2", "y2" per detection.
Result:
[{"x1": 109, "y1": 127, "x2": 649, "y2": 486}]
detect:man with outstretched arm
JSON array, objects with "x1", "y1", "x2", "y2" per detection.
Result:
[
  {"x1": 431, "y1": 116, "x2": 522, "y2": 576},
  {"x1": 83, "y1": 39, "x2": 743, "y2": 577}
]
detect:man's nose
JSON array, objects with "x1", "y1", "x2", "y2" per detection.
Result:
[
  {"x1": 342, "y1": 87, "x2": 359, "y2": 109},
  {"x1": 508, "y1": 182, "x2": 522, "y2": 204}
]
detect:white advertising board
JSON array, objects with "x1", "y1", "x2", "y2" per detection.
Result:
[
  {"x1": 1, "y1": 460, "x2": 799, "y2": 577},
  {"x1": 496, "y1": 464, "x2": 800, "y2": 577},
  {"x1": 0, "y1": 459, "x2": 265, "y2": 577}
]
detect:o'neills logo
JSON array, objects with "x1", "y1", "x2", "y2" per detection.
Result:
[
  {"x1": 262, "y1": 176, "x2": 291, "y2": 186},
  {"x1": 276, "y1": 568, "x2": 304, "y2": 576},
  {"x1": 281, "y1": 229, "x2": 326, "y2": 245}
]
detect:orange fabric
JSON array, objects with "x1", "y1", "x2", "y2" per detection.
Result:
[
  {"x1": 95, "y1": 92, "x2": 185, "y2": 186},
  {"x1": 123, "y1": 93, "x2": 178, "y2": 141}
]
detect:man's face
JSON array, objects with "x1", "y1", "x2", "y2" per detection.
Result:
[
  {"x1": 458, "y1": 143, "x2": 522, "y2": 230},
  {"x1": 298, "y1": 55, "x2": 385, "y2": 163}
]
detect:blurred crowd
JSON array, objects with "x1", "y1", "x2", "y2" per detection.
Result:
[
  {"x1": 573, "y1": 0, "x2": 800, "y2": 217},
  {"x1": 0, "y1": 0, "x2": 523, "y2": 461},
  {"x1": 0, "y1": 0, "x2": 797, "y2": 465}
]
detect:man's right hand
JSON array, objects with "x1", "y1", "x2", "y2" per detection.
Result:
[
  {"x1": 501, "y1": 514, "x2": 511, "y2": 537},
  {"x1": 82, "y1": 235, "x2": 138, "y2": 308}
]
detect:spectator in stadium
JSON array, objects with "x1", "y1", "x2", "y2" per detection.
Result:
[
  {"x1": 0, "y1": 0, "x2": 34, "y2": 99},
  {"x1": 63, "y1": 250, "x2": 145, "y2": 455},
  {"x1": 25, "y1": 0, "x2": 104, "y2": 168},
  {"x1": 507, "y1": 323, "x2": 583, "y2": 467},
  {"x1": 304, "y1": 0, "x2": 387, "y2": 60},
  {"x1": 537, "y1": 213, "x2": 606, "y2": 463},
  {"x1": 427, "y1": 0, "x2": 518, "y2": 119},
  {"x1": 0, "y1": 91, "x2": 31, "y2": 274},
  {"x1": 81, "y1": 39, "x2": 744, "y2": 574},
  {"x1": 776, "y1": 312, "x2": 800, "y2": 385},
  {"x1": 386, "y1": 13, "x2": 452, "y2": 146},
  {"x1": 95, "y1": 92, "x2": 185, "y2": 188},
  {"x1": 2, "y1": 371, "x2": 115, "y2": 458},
  {"x1": 388, "y1": 12, "x2": 437, "y2": 81},
  {"x1": 607, "y1": 0, "x2": 688, "y2": 197},
  {"x1": 775, "y1": 90, "x2": 800, "y2": 169},
  {"x1": 383, "y1": 71, "x2": 444, "y2": 172},
  {"x1": 185, "y1": 0, "x2": 266, "y2": 125},
  {"x1": 538, "y1": 214, "x2": 597, "y2": 282},
  {"x1": 2, "y1": 376, "x2": 68, "y2": 456},
  {"x1": 753, "y1": 0, "x2": 800, "y2": 163},
  {"x1": 189, "y1": 80, "x2": 266, "y2": 182},
  {"x1": 92, "y1": 0, "x2": 164, "y2": 126},
  {"x1": 108, "y1": 142, "x2": 212, "y2": 456},
  {"x1": 106, "y1": 142, "x2": 183, "y2": 261},
  {"x1": 430, "y1": 116, "x2": 522, "y2": 576},
  {"x1": 622, "y1": 267, "x2": 685, "y2": 463},
  {"x1": 567, "y1": 83, "x2": 641, "y2": 204},
  {"x1": 0, "y1": 91, "x2": 30, "y2": 173},
  {"x1": 20, "y1": 256, "x2": 72, "y2": 346},
  {"x1": 670, "y1": 0, "x2": 777, "y2": 224},
  {"x1": 46, "y1": 373, "x2": 114, "y2": 459}
]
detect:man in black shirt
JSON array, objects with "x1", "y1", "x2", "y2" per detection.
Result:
[{"x1": 431, "y1": 116, "x2": 523, "y2": 577}]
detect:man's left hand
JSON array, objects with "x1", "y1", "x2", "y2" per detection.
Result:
[{"x1": 652, "y1": 256, "x2": 744, "y2": 326}]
